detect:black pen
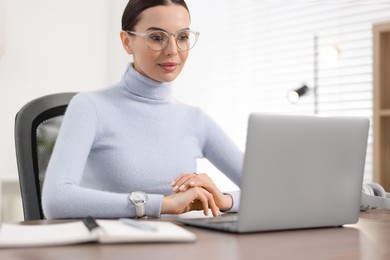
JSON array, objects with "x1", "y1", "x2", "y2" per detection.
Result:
[{"x1": 83, "y1": 217, "x2": 99, "y2": 231}]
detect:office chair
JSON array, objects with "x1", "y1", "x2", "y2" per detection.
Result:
[{"x1": 15, "y1": 92, "x2": 77, "y2": 220}]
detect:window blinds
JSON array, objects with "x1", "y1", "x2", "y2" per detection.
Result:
[{"x1": 175, "y1": 0, "x2": 390, "y2": 185}]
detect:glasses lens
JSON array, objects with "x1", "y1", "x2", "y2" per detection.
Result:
[
  {"x1": 144, "y1": 30, "x2": 199, "y2": 51},
  {"x1": 176, "y1": 30, "x2": 199, "y2": 51},
  {"x1": 145, "y1": 31, "x2": 169, "y2": 51}
]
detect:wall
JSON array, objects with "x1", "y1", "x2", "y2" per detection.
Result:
[
  {"x1": 0, "y1": 0, "x2": 129, "y2": 221},
  {"x1": 0, "y1": 0, "x2": 113, "y2": 178}
]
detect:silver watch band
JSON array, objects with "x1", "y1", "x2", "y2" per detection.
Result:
[{"x1": 134, "y1": 203, "x2": 146, "y2": 218}]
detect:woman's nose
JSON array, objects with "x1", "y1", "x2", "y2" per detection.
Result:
[{"x1": 163, "y1": 35, "x2": 178, "y2": 56}]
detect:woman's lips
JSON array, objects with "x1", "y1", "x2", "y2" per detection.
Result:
[{"x1": 158, "y1": 62, "x2": 178, "y2": 72}]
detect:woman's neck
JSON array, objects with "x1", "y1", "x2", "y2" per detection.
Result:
[{"x1": 122, "y1": 64, "x2": 173, "y2": 101}]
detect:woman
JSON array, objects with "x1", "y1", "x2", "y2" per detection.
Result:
[{"x1": 42, "y1": 0, "x2": 243, "y2": 219}]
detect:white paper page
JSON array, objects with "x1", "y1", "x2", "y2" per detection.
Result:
[
  {"x1": 97, "y1": 220, "x2": 196, "y2": 243},
  {"x1": 0, "y1": 222, "x2": 95, "y2": 248}
]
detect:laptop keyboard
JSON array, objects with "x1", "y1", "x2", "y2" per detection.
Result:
[
  {"x1": 199, "y1": 215, "x2": 238, "y2": 224},
  {"x1": 177, "y1": 215, "x2": 239, "y2": 232}
]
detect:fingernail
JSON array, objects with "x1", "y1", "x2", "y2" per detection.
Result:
[
  {"x1": 173, "y1": 185, "x2": 178, "y2": 191},
  {"x1": 170, "y1": 181, "x2": 175, "y2": 186},
  {"x1": 189, "y1": 181, "x2": 195, "y2": 186},
  {"x1": 179, "y1": 185, "x2": 186, "y2": 191}
]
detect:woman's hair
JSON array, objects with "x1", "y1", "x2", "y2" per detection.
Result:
[{"x1": 122, "y1": 0, "x2": 189, "y2": 31}]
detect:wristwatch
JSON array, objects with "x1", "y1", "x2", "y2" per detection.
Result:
[{"x1": 129, "y1": 191, "x2": 148, "y2": 218}]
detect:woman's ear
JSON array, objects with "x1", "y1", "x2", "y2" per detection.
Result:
[{"x1": 120, "y1": 31, "x2": 133, "y2": 54}]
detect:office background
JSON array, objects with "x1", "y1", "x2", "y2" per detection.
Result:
[{"x1": 1, "y1": 0, "x2": 389, "y2": 221}]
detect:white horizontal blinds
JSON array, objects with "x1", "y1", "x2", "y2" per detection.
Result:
[
  {"x1": 180, "y1": 0, "x2": 390, "y2": 184},
  {"x1": 311, "y1": 3, "x2": 390, "y2": 182}
]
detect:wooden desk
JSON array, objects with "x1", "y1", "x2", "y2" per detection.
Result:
[{"x1": 0, "y1": 210, "x2": 389, "y2": 260}]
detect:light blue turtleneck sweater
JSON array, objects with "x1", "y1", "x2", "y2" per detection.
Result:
[{"x1": 42, "y1": 64, "x2": 243, "y2": 219}]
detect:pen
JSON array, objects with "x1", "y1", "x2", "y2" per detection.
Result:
[
  {"x1": 119, "y1": 218, "x2": 158, "y2": 232},
  {"x1": 83, "y1": 216, "x2": 100, "y2": 232}
]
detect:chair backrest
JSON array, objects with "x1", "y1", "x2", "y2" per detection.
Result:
[{"x1": 15, "y1": 92, "x2": 77, "y2": 220}]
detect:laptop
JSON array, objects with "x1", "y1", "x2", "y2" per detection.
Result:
[{"x1": 176, "y1": 113, "x2": 369, "y2": 233}]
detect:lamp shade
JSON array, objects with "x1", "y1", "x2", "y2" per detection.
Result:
[{"x1": 287, "y1": 85, "x2": 309, "y2": 103}]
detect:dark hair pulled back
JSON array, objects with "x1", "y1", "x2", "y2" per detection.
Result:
[{"x1": 122, "y1": 0, "x2": 189, "y2": 31}]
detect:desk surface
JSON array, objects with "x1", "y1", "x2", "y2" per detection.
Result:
[{"x1": 0, "y1": 210, "x2": 389, "y2": 260}]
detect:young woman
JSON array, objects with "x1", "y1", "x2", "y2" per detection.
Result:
[{"x1": 42, "y1": 0, "x2": 243, "y2": 219}]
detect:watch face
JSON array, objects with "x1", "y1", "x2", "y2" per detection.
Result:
[{"x1": 130, "y1": 191, "x2": 147, "y2": 203}]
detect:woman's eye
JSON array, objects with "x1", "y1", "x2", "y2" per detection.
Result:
[
  {"x1": 148, "y1": 33, "x2": 165, "y2": 42},
  {"x1": 177, "y1": 34, "x2": 189, "y2": 42}
]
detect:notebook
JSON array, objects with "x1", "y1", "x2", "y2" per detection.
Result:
[
  {"x1": 0, "y1": 217, "x2": 195, "y2": 248},
  {"x1": 176, "y1": 113, "x2": 369, "y2": 233}
]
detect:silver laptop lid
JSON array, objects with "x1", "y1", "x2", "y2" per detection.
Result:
[{"x1": 238, "y1": 114, "x2": 369, "y2": 232}]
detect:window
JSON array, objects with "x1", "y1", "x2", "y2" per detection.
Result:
[{"x1": 174, "y1": 1, "x2": 390, "y2": 188}]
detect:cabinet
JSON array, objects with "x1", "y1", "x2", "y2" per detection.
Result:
[
  {"x1": 0, "y1": 174, "x2": 23, "y2": 222},
  {"x1": 373, "y1": 22, "x2": 390, "y2": 190}
]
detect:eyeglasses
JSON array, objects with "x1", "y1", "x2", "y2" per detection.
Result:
[{"x1": 127, "y1": 29, "x2": 200, "y2": 52}]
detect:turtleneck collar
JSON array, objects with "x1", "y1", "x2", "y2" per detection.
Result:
[{"x1": 122, "y1": 63, "x2": 173, "y2": 101}]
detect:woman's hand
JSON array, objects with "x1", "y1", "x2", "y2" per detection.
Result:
[
  {"x1": 171, "y1": 173, "x2": 233, "y2": 211},
  {"x1": 161, "y1": 186, "x2": 221, "y2": 217}
]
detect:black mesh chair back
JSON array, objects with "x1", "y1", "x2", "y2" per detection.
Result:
[{"x1": 15, "y1": 93, "x2": 77, "y2": 220}]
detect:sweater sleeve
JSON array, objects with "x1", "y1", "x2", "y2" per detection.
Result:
[
  {"x1": 200, "y1": 112, "x2": 243, "y2": 212},
  {"x1": 41, "y1": 93, "x2": 163, "y2": 219}
]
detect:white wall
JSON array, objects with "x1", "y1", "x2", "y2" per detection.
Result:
[
  {"x1": 106, "y1": 0, "x2": 131, "y2": 82},
  {"x1": 0, "y1": 0, "x2": 129, "y2": 221},
  {"x1": 0, "y1": 0, "x2": 119, "y2": 178}
]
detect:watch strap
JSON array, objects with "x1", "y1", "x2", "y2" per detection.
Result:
[{"x1": 134, "y1": 203, "x2": 146, "y2": 218}]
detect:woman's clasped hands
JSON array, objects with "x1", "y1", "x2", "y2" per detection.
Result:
[{"x1": 161, "y1": 173, "x2": 233, "y2": 217}]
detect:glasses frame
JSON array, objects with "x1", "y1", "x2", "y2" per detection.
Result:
[{"x1": 126, "y1": 29, "x2": 200, "y2": 52}]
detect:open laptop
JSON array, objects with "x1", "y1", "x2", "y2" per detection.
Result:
[{"x1": 176, "y1": 113, "x2": 369, "y2": 233}]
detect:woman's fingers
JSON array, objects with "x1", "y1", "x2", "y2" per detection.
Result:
[
  {"x1": 197, "y1": 191, "x2": 209, "y2": 216},
  {"x1": 204, "y1": 191, "x2": 221, "y2": 217},
  {"x1": 171, "y1": 173, "x2": 232, "y2": 211},
  {"x1": 193, "y1": 187, "x2": 220, "y2": 217},
  {"x1": 172, "y1": 173, "x2": 214, "y2": 192},
  {"x1": 161, "y1": 186, "x2": 220, "y2": 216},
  {"x1": 171, "y1": 173, "x2": 196, "y2": 192}
]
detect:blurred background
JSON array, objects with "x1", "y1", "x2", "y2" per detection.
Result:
[{"x1": 1, "y1": 0, "x2": 390, "y2": 221}]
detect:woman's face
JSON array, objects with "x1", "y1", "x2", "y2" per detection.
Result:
[{"x1": 123, "y1": 5, "x2": 191, "y2": 83}]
